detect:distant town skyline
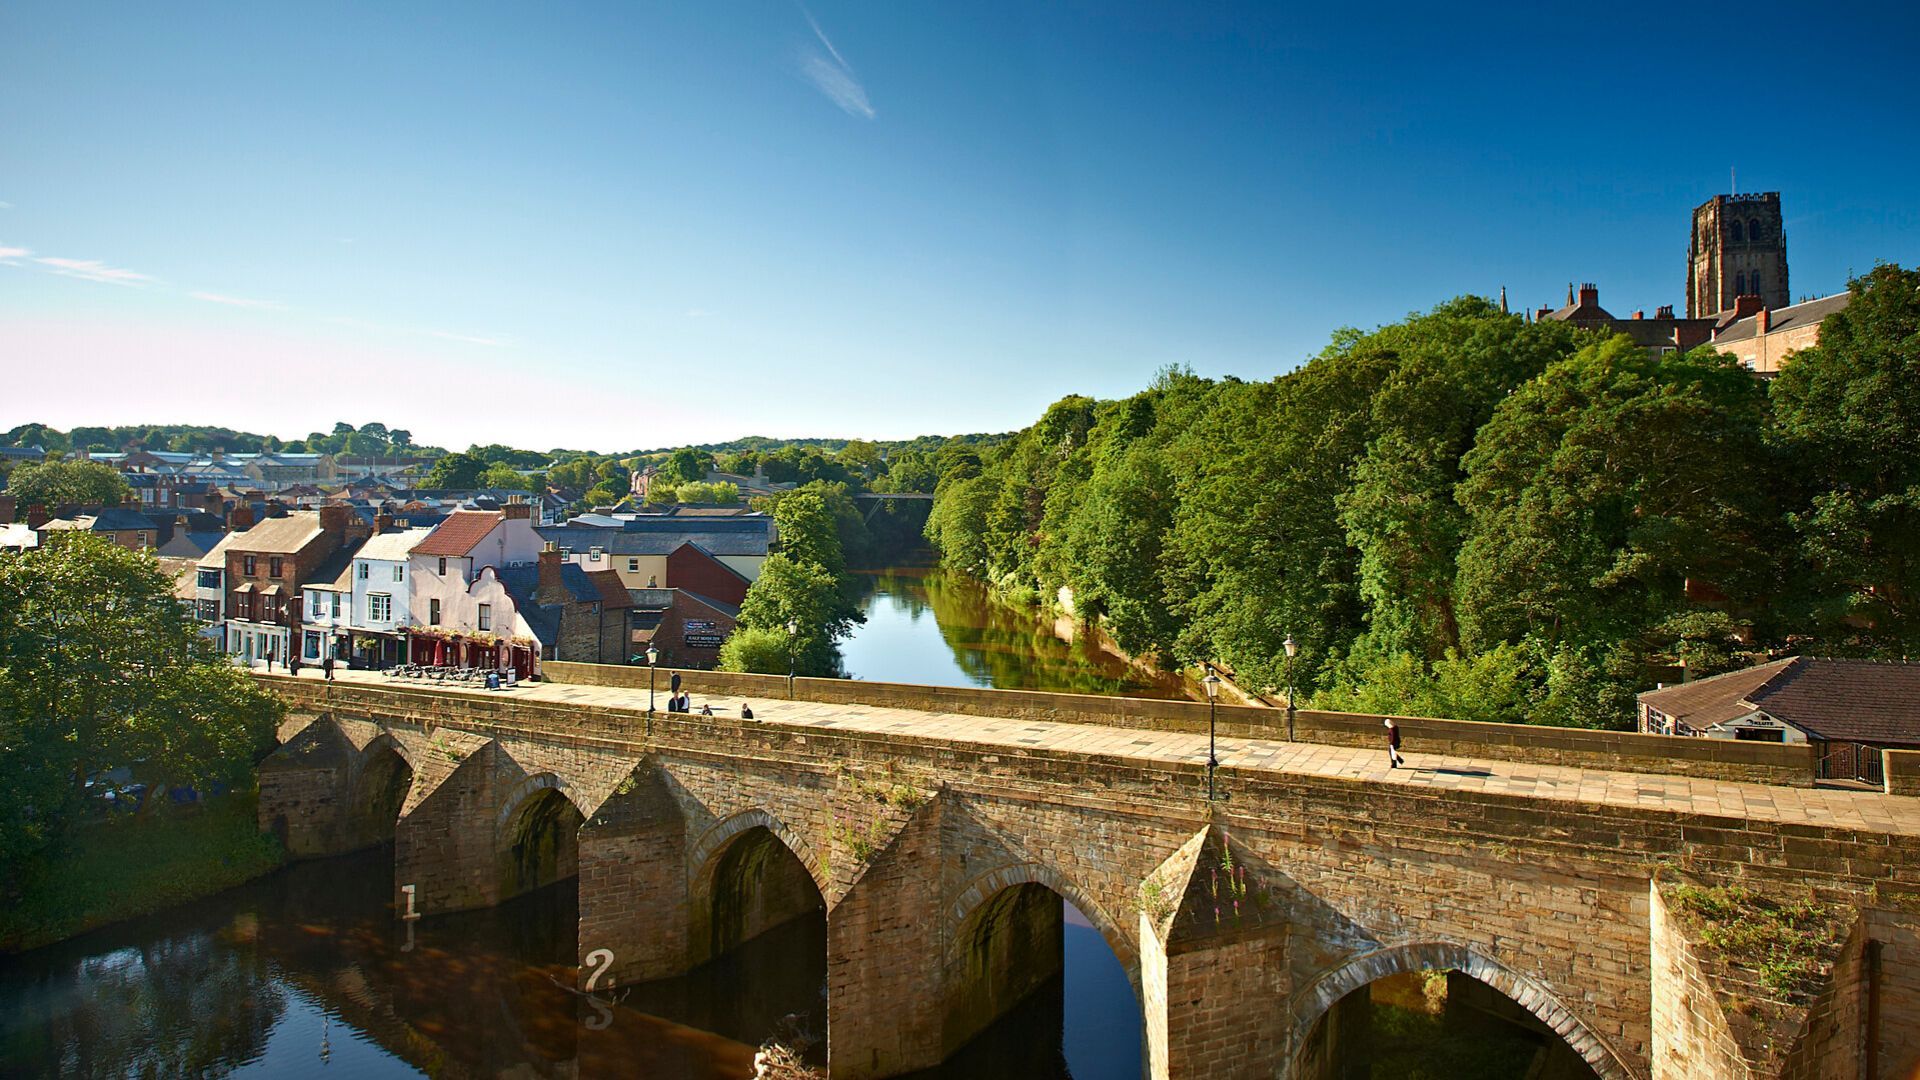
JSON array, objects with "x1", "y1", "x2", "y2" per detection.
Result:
[{"x1": 5, "y1": 1, "x2": 1919, "y2": 453}]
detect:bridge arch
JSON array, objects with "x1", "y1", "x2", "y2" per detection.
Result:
[
  {"x1": 689, "y1": 808, "x2": 827, "y2": 965},
  {"x1": 688, "y1": 808, "x2": 828, "y2": 896},
  {"x1": 1288, "y1": 942, "x2": 1632, "y2": 1080},
  {"x1": 493, "y1": 772, "x2": 587, "y2": 901},
  {"x1": 348, "y1": 733, "x2": 415, "y2": 844},
  {"x1": 944, "y1": 861, "x2": 1138, "y2": 988}
]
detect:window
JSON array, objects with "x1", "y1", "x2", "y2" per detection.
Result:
[
  {"x1": 369, "y1": 593, "x2": 392, "y2": 622},
  {"x1": 589, "y1": 546, "x2": 602, "y2": 562},
  {"x1": 1735, "y1": 727, "x2": 1785, "y2": 743},
  {"x1": 1729, "y1": 219, "x2": 1743, "y2": 242},
  {"x1": 478, "y1": 604, "x2": 492, "y2": 631},
  {"x1": 430, "y1": 598, "x2": 441, "y2": 625},
  {"x1": 1736, "y1": 271, "x2": 1746, "y2": 295},
  {"x1": 1749, "y1": 218, "x2": 1763, "y2": 241},
  {"x1": 628, "y1": 557, "x2": 639, "y2": 572},
  {"x1": 331, "y1": 593, "x2": 341, "y2": 618},
  {"x1": 243, "y1": 555, "x2": 256, "y2": 576},
  {"x1": 438, "y1": 557, "x2": 448, "y2": 576},
  {"x1": 198, "y1": 569, "x2": 221, "y2": 589},
  {"x1": 269, "y1": 557, "x2": 283, "y2": 579},
  {"x1": 359, "y1": 562, "x2": 370, "y2": 580},
  {"x1": 136, "y1": 532, "x2": 148, "y2": 547},
  {"x1": 394, "y1": 564, "x2": 404, "y2": 581},
  {"x1": 1750, "y1": 270, "x2": 1762, "y2": 296}
]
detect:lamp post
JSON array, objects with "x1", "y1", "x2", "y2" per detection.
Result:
[
  {"x1": 786, "y1": 618, "x2": 798, "y2": 699},
  {"x1": 646, "y1": 644, "x2": 660, "y2": 712},
  {"x1": 1204, "y1": 666, "x2": 1221, "y2": 801},
  {"x1": 1283, "y1": 634, "x2": 1298, "y2": 742}
]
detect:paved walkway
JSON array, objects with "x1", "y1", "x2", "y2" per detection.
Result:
[{"x1": 291, "y1": 667, "x2": 1920, "y2": 837}]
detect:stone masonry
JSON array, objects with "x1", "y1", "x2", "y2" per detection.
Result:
[{"x1": 255, "y1": 670, "x2": 1920, "y2": 1079}]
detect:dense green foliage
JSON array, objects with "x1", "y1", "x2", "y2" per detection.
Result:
[
  {"x1": 4, "y1": 459, "x2": 133, "y2": 507},
  {"x1": 720, "y1": 491, "x2": 867, "y2": 676},
  {"x1": 0, "y1": 536, "x2": 283, "y2": 894},
  {"x1": 923, "y1": 273, "x2": 1920, "y2": 728}
]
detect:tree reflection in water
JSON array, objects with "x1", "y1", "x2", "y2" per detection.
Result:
[{"x1": 847, "y1": 565, "x2": 1200, "y2": 700}]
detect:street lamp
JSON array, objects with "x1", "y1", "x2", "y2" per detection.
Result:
[
  {"x1": 1203, "y1": 666, "x2": 1221, "y2": 801},
  {"x1": 1283, "y1": 634, "x2": 1299, "y2": 742},
  {"x1": 786, "y1": 618, "x2": 799, "y2": 699},
  {"x1": 646, "y1": 643, "x2": 660, "y2": 712}
]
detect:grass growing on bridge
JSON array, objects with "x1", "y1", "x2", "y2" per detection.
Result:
[
  {"x1": 0, "y1": 795, "x2": 285, "y2": 953},
  {"x1": 1665, "y1": 882, "x2": 1849, "y2": 1000}
]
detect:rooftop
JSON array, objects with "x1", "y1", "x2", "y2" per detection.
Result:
[
  {"x1": 412, "y1": 509, "x2": 504, "y2": 557},
  {"x1": 1641, "y1": 657, "x2": 1920, "y2": 746}
]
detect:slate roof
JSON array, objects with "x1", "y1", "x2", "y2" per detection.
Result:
[
  {"x1": 587, "y1": 569, "x2": 635, "y2": 609},
  {"x1": 357, "y1": 527, "x2": 434, "y2": 562},
  {"x1": 413, "y1": 510, "x2": 503, "y2": 556},
  {"x1": 1712, "y1": 292, "x2": 1852, "y2": 344},
  {"x1": 537, "y1": 520, "x2": 771, "y2": 558},
  {"x1": 1638, "y1": 659, "x2": 1794, "y2": 730},
  {"x1": 1746, "y1": 658, "x2": 1920, "y2": 746},
  {"x1": 304, "y1": 540, "x2": 364, "y2": 592},
  {"x1": 1640, "y1": 657, "x2": 1920, "y2": 746},
  {"x1": 680, "y1": 590, "x2": 741, "y2": 619},
  {"x1": 157, "y1": 531, "x2": 225, "y2": 559},
  {"x1": 156, "y1": 556, "x2": 200, "y2": 601},
  {"x1": 196, "y1": 531, "x2": 242, "y2": 569},
  {"x1": 222, "y1": 512, "x2": 325, "y2": 554},
  {"x1": 495, "y1": 561, "x2": 603, "y2": 647}
]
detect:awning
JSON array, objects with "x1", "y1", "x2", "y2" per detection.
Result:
[
  {"x1": 259, "y1": 584, "x2": 285, "y2": 596},
  {"x1": 231, "y1": 582, "x2": 255, "y2": 594}
]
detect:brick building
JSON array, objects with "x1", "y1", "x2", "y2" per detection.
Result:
[
  {"x1": 629, "y1": 587, "x2": 741, "y2": 669},
  {"x1": 1687, "y1": 192, "x2": 1789, "y2": 317},
  {"x1": 215, "y1": 505, "x2": 368, "y2": 665},
  {"x1": 1707, "y1": 291, "x2": 1851, "y2": 375},
  {"x1": 1538, "y1": 283, "x2": 1717, "y2": 356},
  {"x1": 495, "y1": 547, "x2": 633, "y2": 666}
]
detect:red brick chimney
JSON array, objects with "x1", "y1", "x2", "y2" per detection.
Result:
[
  {"x1": 318, "y1": 504, "x2": 351, "y2": 542},
  {"x1": 503, "y1": 502, "x2": 532, "y2": 521},
  {"x1": 1733, "y1": 294, "x2": 1766, "y2": 319},
  {"x1": 26, "y1": 504, "x2": 49, "y2": 530},
  {"x1": 1655, "y1": 304, "x2": 1675, "y2": 320},
  {"x1": 375, "y1": 513, "x2": 394, "y2": 534},
  {"x1": 1577, "y1": 283, "x2": 1599, "y2": 308},
  {"x1": 0, "y1": 496, "x2": 14, "y2": 524},
  {"x1": 229, "y1": 505, "x2": 255, "y2": 532},
  {"x1": 1755, "y1": 307, "x2": 1772, "y2": 335},
  {"x1": 536, "y1": 543, "x2": 566, "y2": 605}
]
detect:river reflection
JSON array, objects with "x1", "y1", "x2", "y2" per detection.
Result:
[
  {"x1": 843, "y1": 565, "x2": 1199, "y2": 701},
  {"x1": 1, "y1": 847, "x2": 1143, "y2": 1078}
]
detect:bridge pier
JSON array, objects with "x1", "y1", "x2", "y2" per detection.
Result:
[
  {"x1": 577, "y1": 762, "x2": 694, "y2": 983},
  {"x1": 257, "y1": 714, "x2": 416, "y2": 858},
  {"x1": 392, "y1": 741, "x2": 585, "y2": 915}
]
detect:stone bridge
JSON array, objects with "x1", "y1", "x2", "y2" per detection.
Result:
[{"x1": 254, "y1": 666, "x2": 1920, "y2": 1079}]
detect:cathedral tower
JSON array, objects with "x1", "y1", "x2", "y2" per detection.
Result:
[{"x1": 1687, "y1": 193, "x2": 1789, "y2": 317}]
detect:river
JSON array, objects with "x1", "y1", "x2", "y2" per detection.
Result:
[
  {"x1": 0, "y1": 564, "x2": 1160, "y2": 1079},
  {"x1": 840, "y1": 564, "x2": 1198, "y2": 701}
]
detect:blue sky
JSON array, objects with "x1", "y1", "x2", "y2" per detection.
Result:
[{"x1": 4, "y1": 2, "x2": 1917, "y2": 453}]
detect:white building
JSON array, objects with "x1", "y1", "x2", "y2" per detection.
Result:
[
  {"x1": 346, "y1": 526, "x2": 435, "y2": 667},
  {"x1": 407, "y1": 506, "x2": 543, "y2": 639}
]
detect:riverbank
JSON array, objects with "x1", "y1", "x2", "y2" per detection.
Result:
[{"x1": 0, "y1": 795, "x2": 284, "y2": 953}]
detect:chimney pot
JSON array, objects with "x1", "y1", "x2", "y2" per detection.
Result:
[
  {"x1": 27, "y1": 504, "x2": 49, "y2": 530},
  {"x1": 1631, "y1": 310, "x2": 1644, "y2": 320},
  {"x1": 228, "y1": 505, "x2": 255, "y2": 532}
]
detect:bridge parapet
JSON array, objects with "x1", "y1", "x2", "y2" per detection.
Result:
[{"x1": 542, "y1": 661, "x2": 1815, "y2": 787}]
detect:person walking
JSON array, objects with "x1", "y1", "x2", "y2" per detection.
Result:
[
  {"x1": 669, "y1": 670, "x2": 682, "y2": 697},
  {"x1": 1384, "y1": 718, "x2": 1404, "y2": 769},
  {"x1": 324, "y1": 652, "x2": 336, "y2": 681}
]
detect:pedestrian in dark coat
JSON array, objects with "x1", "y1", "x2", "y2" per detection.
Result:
[
  {"x1": 324, "y1": 654, "x2": 336, "y2": 681},
  {"x1": 740, "y1": 704, "x2": 755, "y2": 720},
  {"x1": 670, "y1": 671, "x2": 682, "y2": 696},
  {"x1": 1385, "y1": 718, "x2": 1404, "y2": 769}
]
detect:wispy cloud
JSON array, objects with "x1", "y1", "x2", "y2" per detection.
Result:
[
  {"x1": 798, "y1": 7, "x2": 875, "y2": 119},
  {"x1": 0, "y1": 243, "x2": 29, "y2": 262},
  {"x1": 430, "y1": 330, "x2": 509, "y2": 348},
  {"x1": 685, "y1": 307, "x2": 713, "y2": 318},
  {"x1": 192, "y1": 291, "x2": 285, "y2": 310},
  {"x1": 35, "y1": 256, "x2": 152, "y2": 286}
]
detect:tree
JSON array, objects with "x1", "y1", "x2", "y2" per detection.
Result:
[
  {"x1": 716, "y1": 626, "x2": 797, "y2": 676},
  {"x1": 425, "y1": 451, "x2": 487, "y2": 489},
  {"x1": 726, "y1": 555, "x2": 863, "y2": 676},
  {"x1": 6, "y1": 460, "x2": 132, "y2": 507},
  {"x1": 773, "y1": 491, "x2": 845, "y2": 575},
  {"x1": 662, "y1": 447, "x2": 714, "y2": 486},
  {"x1": 477, "y1": 462, "x2": 530, "y2": 490},
  {"x1": 0, "y1": 536, "x2": 281, "y2": 888},
  {"x1": 674, "y1": 481, "x2": 740, "y2": 504},
  {"x1": 1769, "y1": 264, "x2": 1920, "y2": 652}
]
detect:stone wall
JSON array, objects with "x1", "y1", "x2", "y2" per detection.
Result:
[
  {"x1": 1884, "y1": 750, "x2": 1920, "y2": 797},
  {"x1": 543, "y1": 661, "x2": 1815, "y2": 786}
]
